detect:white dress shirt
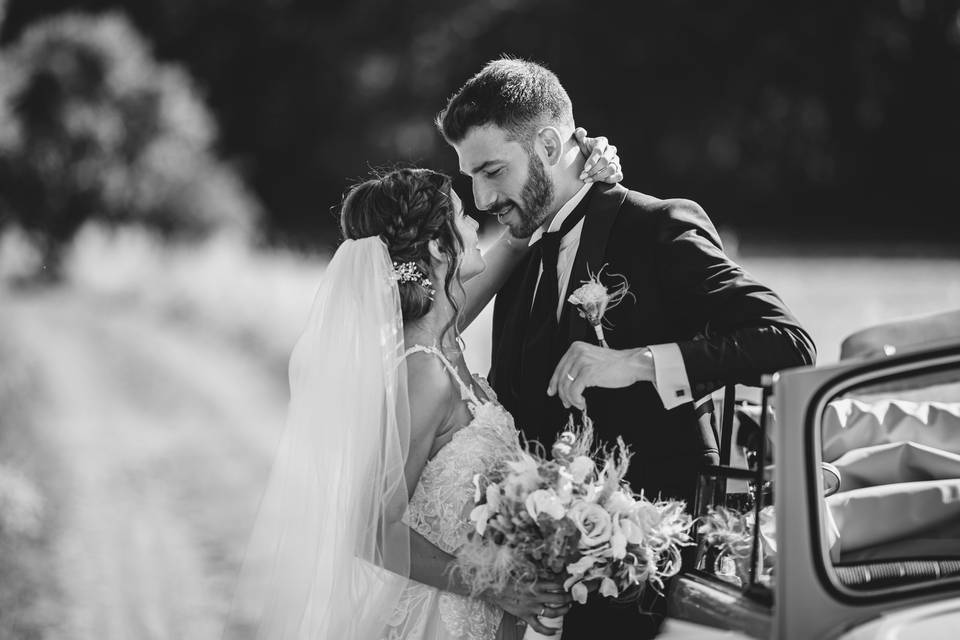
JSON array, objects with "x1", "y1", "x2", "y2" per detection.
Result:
[{"x1": 529, "y1": 183, "x2": 694, "y2": 410}]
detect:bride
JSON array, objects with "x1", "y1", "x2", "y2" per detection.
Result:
[{"x1": 226, "y1": 135, "x2": 621, "y2": 640}]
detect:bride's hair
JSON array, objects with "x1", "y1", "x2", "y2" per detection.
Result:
[{"x1": 340, "y1": 167, "x2": 466, "y2": 338}]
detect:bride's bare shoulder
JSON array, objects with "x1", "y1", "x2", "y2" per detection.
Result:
[{"x1": 404, "y1": 350, "x2": 458, "y2": 435}]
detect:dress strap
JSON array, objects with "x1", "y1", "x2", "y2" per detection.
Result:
[{"x1": 403, "y1": 344, "x2": 481, "y2": 405}]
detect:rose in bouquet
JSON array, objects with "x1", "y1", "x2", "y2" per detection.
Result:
[{"x1": 457, "y1": 418, "x2": 693, "y2": 639}]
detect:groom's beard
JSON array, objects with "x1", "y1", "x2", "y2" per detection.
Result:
[{"x1": 502, "y1": 152, "x2": 554, "y2": 238}]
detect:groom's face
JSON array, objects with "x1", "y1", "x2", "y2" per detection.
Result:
[{"x1": 453, "y1": 124, "x2": 554, "y2": 238}]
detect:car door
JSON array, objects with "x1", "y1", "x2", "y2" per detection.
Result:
[
  {"x1": 666, "y1": 339, "x2": 960, "y2": 639},
  {"x1": 773, "y1": 339, "x2": 960, "y2": 639}
]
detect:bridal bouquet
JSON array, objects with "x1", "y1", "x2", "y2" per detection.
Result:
[{"x1": 457, "y1": 418, "x2": 693, "y2": 640}]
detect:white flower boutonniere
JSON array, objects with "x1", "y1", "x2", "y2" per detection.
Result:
[{"x1": 567, "y1": 265, "x2": 632, "y2": 347}]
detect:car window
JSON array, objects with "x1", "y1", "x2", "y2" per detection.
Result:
[{"x1": 819, "y1": 363, "x2": 960, "y2": 593}]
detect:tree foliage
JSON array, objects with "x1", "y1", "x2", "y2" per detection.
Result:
[
  {"x1": 2, "y1": 1, "x2": 959, "y2": 246},
  {"x1": 0, "y1": 10, "x2": 260, "y2": 274}
]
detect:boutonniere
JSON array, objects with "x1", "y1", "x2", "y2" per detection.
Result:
[{"x1": 567, "y1": 265, "x2": 632, "y2": 348}]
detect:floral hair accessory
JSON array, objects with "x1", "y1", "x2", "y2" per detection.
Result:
[
  {"x1": 567, "y1": 265, "x2": 633, "y2": 347},
  {"x1": 390, "y1": 260, "x2": 435, "y2": 299}
]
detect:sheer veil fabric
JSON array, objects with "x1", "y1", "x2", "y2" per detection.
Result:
[{"x1": 225, "y1": 236, "x2": 412, "y2": 639}]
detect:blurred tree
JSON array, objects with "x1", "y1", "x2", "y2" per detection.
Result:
[
  {"x1": 0, "y1": 11, "x2": 260, "y2": 278},
  {"x1": 2, "y1": 1, "x2": 958, "y2": 247}
]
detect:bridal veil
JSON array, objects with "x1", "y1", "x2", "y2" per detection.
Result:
[{"x1": 226, "y1": 236, "x2": 411, "y2": 639}]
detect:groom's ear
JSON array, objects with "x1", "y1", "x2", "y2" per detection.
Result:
[{"x1": 536, "y1": 126, "x2": 564, "y2": 165}]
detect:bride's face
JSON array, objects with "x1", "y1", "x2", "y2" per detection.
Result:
[{"x1": 450, "y1": 190, "x2": 485, "y2": 282}]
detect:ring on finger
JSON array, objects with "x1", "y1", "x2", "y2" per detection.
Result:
[
  {"x1": 566, "y1": 373, "x2": 575, "y2": 382},
  {"x1": 539, "y1": 606, "x2": 546, "y2": 617}
]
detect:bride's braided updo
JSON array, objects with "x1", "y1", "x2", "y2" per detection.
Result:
[{"x1": 340, "y1": 167, "x2": 466, "y2": 329}]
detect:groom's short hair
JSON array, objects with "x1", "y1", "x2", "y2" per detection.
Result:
[{"x1": 437, "y1": 57, "x2": 574, "y2": 146}]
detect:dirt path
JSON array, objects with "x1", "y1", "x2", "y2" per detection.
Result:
[{"x1": 6, "y1": 288, "x2": 289, "y2": 640}]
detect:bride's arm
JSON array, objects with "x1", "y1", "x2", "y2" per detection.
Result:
[
  {"x1": 388, "y1": 354, "x2": 468, "y2": 591},
  {"x1": 458, "y1": 229, "x2": 530, "y2": 330},
  {"x1": 400, "y1": 352, "x2": 456, "y2": 500},
  {"x1": 458, "y1": 128, "x2": 625, "y2": 330}
]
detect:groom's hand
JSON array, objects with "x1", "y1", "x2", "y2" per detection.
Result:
[{"x1": 548, "y1": 342, "x2": 655, "y2": 410}]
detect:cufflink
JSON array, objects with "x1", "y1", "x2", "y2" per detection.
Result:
[{"x1": 676, "y1": 389, "x2": 686, "y2": 398}]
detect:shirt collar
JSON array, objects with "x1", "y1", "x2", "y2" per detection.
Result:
[{"x1": 529, "y1": 182, "x2": 593, "y2": 247}]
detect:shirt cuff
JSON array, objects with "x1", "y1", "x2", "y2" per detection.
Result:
[{"x1": 648, "y1": 343, "x2": 693, "y2": 410}]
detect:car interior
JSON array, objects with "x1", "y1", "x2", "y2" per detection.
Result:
[
  {"x1": 691, "y1": 310, "x2": 960, "y2": 597},
  {"x1": 822, "y1": 367, "x2": 960, "y2": 590}
]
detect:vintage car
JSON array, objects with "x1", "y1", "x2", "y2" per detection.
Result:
[{"x1": 660, "y1": 312, "x2": 960, "y2": 639}]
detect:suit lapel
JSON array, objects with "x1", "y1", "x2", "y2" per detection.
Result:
[{"x1": 564, "y1": 183, "x2": 628, "y2": 343}]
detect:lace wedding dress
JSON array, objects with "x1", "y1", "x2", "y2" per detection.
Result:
[{"x1": 383, "y1": 345, "x2": 525, "y2": 640}]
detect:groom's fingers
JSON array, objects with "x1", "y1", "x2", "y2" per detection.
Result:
[
  {"x1": 555, "y1": 362, "x2": 582, "y2": 408},
  {"x1": 555, "y1": 365, "x2": 574, "y2": 406},
  {"x1": 547, "y1": 349, "x2": 574, "y2": 396},
  {"x1": 565, "y1": 375, "x2": 588, "y2": 410},
  {"x1": 556, "y1": 360, "x2": 587, "y2": 409},
  {"x1": 553, "y1": 365, "x2": 580, "y2": 408},
  {"x1": 549, "y1": 343, "x2": 591, "y2": 407}
]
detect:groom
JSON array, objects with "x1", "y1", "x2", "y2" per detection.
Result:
[{"x1": 437, "y1": 58, "x2": 816, "y2": 637}]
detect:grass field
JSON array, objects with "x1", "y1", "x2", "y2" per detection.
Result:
[{"x1": 0, "y1": 325, "x2": 62, "y2": 638}]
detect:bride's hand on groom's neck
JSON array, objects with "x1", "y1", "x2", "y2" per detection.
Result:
[{"x1": 574, "y1": 127, "x2": 624, "y2": 185}]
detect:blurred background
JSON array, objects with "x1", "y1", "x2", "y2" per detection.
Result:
[{"x1": 0, "y1": 1, "x2": 958, "y2": 638}]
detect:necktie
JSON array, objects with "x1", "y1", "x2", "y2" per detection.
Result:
[
  {"x1": 528, "y1": 231, "x2": 562, "y2": 330},
  {"x1": 529, "y1": 202, "x2": 589, "y2": 328},
  {"x1": 520, "y1": 201, "x2": 590, "y2": 411}
]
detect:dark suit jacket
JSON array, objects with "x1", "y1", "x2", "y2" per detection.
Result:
[{"x1": 488, "y1": 183, "x2": 816, "y2": 636}]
